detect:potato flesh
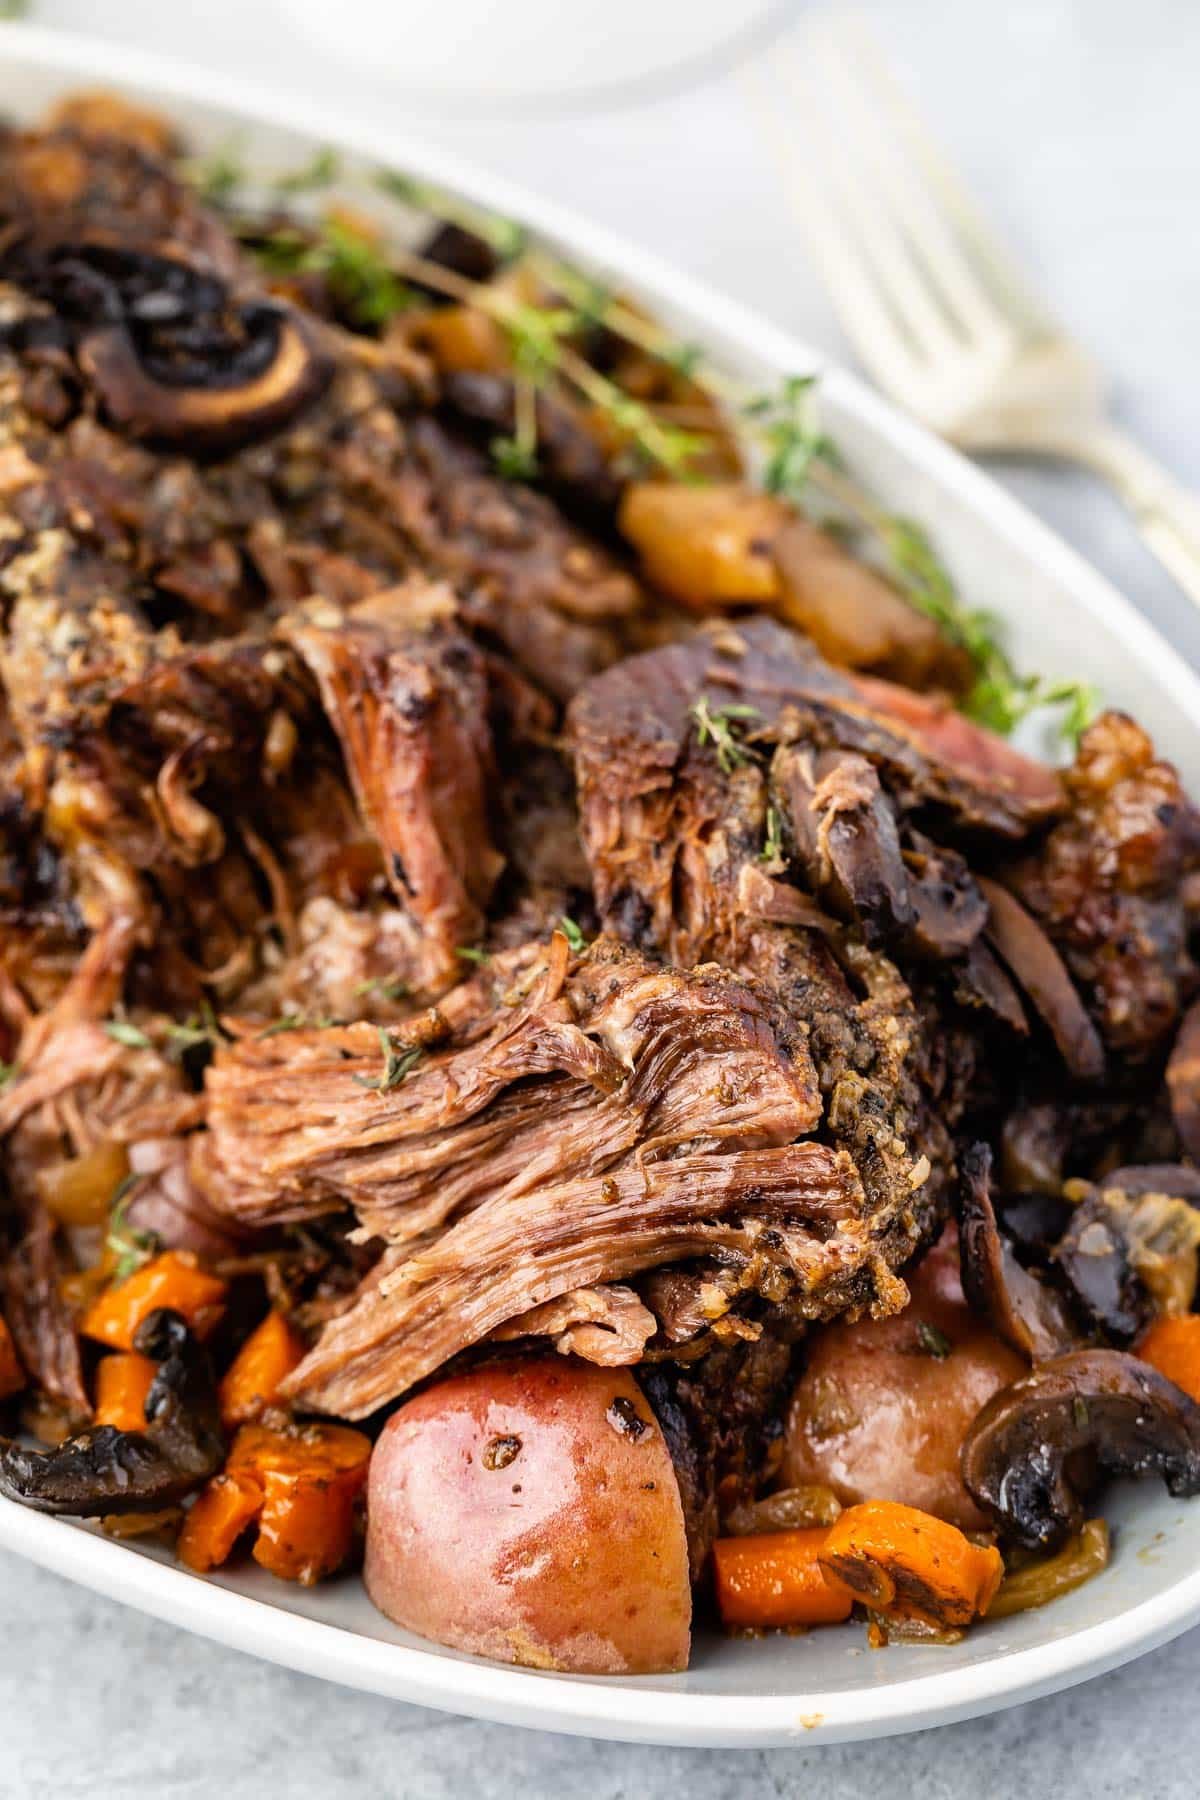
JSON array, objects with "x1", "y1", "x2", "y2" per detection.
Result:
[
  {"x1": 782, "y1": 1226, "x2": 1026, "y2": 1531},
  {"x1": 365, "y1": 1357, "x2": 691, "y2": 1674}
]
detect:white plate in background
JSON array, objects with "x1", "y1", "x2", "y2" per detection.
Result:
[{"x1": 3, "y1": 22, "x2": 1200, "y2": 1748}]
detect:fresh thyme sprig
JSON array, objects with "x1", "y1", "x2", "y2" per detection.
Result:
[
  {"x1": 106, "y1": 1176, "x2": 159, "y2": 1284},
  {"x1": 745, "y1": 375, "x2": 839, "y2": 502},
  {"x1": 877, "y1": 516, "x2": 1096, "y2": 743},
  {"x1": 352, "y1": 1027, "x2": 423, "y2": 1092},
  {"x1": 759, "y1": 803, "x2": 784, "y2": 865},
  {"x1": 690, "y1": 698, "x2": 762, "y2": 773},
  {"x1": 165, "y1": 999, "x2": 225, "y2": 1057},
  {"x1": 558, "y1": 916, "x2": 589, "y2": 954},
  {"x1": 274, "y1": 146, "x2": 341, "y2": 195},
  {"x1": 352, "y1": 975, "x2": 411, "y2": 1001},
  {"x1": 211, "y1": 147, "x2": 1098, "y2": 749},
  {"x1": 104, "y1": 1018, "x2": 153, "y2": 1051}
]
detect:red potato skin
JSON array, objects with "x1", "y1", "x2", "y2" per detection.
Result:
[
  {"x1": 364, "y1": 1357, "x2": 692, "y2": 1674},
  {"x1": 781, "y1": 1226, "x2": 1026, "y2": 1531}
]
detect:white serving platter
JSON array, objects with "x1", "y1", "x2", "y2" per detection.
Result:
[{"x1": 3, "y1": 22, "x2": 1200, "y2": 1750}]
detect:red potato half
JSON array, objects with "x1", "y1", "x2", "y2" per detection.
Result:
[
  {"x1": 781, "y1": 1226, "x2": 1026, "y2": 1531},
  {"x1": 365, "y1": 1357, "x2": 692, "y2": 1674}
]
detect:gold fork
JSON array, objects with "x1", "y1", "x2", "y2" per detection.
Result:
[{"x1": 747, "y1": 15, "x2": 1200, "y2": 607}]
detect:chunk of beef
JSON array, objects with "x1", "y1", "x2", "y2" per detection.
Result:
[{"x1": 1007, "y1": 712, "x2": 1200, "y2": 1066}]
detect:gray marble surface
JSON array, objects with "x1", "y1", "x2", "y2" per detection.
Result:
[{"x1": 3, "y1": 1, "x2": 1200, "y2": 1793}]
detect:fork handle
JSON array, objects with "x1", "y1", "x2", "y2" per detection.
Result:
[{"x1": 1028, "y1": 421, "x2": 1200, "y2": 609}]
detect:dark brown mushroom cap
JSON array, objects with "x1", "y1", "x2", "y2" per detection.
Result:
[
  {"x1": 958, "y1": 1144, "x2": 1080, "y2": 1362},
  {"x1": 78, "y1": 302, "x2": 332, "y2": 456},
  {"x1": 977, "y1": 877, "x2": 1105, "y2": 1082},
  {"x1": 960, "y1": 1349, "x2": 1200, "y2": 1550},
  {"x1": 0, "y1": 1308, "x2": 224, "y2": 1517}
]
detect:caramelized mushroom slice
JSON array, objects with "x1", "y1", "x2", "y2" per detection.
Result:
[
  {"x1": 0, "y1": 1307, "x2": 223, "y2": 1515},
  {"x1": 773, "y1": 744, "x2": 913, "y2": 947},
  {"x1": 78, "y1": 302, "x2": 332, "y2": 455},
  {"x1": 961, "y1": 1349, "x2": 1200, "y2": 1549},
  {"x1": 977, "y1": 877, "x2": 1105, "y2": 1082},
  {"x1": 958, "y1": 1144, "x2": 1079, "y2": 1361}
]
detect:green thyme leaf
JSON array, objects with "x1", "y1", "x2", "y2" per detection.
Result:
[
  {"x1": 504, "y1": 303, "x2": 578, "y2": 387},
  {"x1": 455, "y1": 946, "x2": 491, "y2": 966},
  {"x1": 352, "y1": 976, "x2": 411, "y2": 1001},
  {"x1": 352, "y1": 1027, "x2": 423, "y2": 1093},
  {"x1": 490, "y1": 435, "x2": 540, "y2": 482},
  {"x1": 0, "y1": 1060, "x2": 17, "y2": 1091},
  {"x1": 187, "y1": 137, "x2": 246, "y2": 205},
  {"x1": 106, "y1": 1176, "x2": 159, "y2": 1285},
  {"x1": 558, "y1": 916, "x2": 588, "y2": 954},
  {"x1": 104, "y1": 1019, "x2": 153, "y2": 1051},
  {"x1": 690, "y1": 696, "x2": 761, "y2": 774},
  {"x1": 916, "y1": 1321, "x2": 952, "y2": 1359},
  {"x1": 747, "y1": 375, "x2": 835, "y2": 501},
  {"x1": 165, "y1": 1000, "x2": 225, "y2": 1056},
  {"x1": 759, "y1": 803, "x2": 784, "y2": 865},
  {"x1": 374, "y1": 169, "x2": 528, "y2": 261},
  {"x1": 274, "y1": 146, "x2": 341, "y2": 194}
]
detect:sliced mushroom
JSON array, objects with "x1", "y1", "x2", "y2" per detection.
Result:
[
  {"x1": 1100, "y1": 1164, "x2": 1200, "y2": 1204},
  {"x1": 952, "y1": 941, "x2": 1029, "y2": 1037},
  {"x1": 901, "y1": 832, "x2": 987, "y2": 962},
  {"x1": 772, "y1": 744, "x2": 913, "y2": 947},
  {"x1": 961, "y1": 1349, "x2": 1200, "y2": 1549},
  {"x1": 78, "y1": 302, "x2": 332, "y2": 455},
  {"x1": 0, "y1": 1307, "x2": 224, "y2": 1516},
  {"x1": 977, "y1": 877, "x2": 1105, "y2": 1082},
  {"x1": 1057, "y1": 1186, "x2": 1200, "y2": 1337},
  {"x1": 1167, "y1": 998, "x2": 1200, "y2": 1159},
  {"x1": 993, "y1": 1190, "x2": 1074, "y2": 1264},
  {"x1": 958, "y1": 1144, "x2": 1079, "y2": 1361}
]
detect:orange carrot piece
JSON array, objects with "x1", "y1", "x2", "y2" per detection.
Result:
[
  {"x1": 228, "y1": 1421, "x2": 371, "y2": 1586},
  {"x1": 93, "y1": 1352, "x2": 156, "y2": 1433},
  {"x1": 818, "y1": 1500, "x2": 1003, "y2": 1630},
  {"x1": 1137, "y1": 1315, "x2": 1200, "y2": 1403},
  {"x1": 713, "y1": 1527, "x2": 855, "y2": 1630},
  {"x1": 80, "y1": 1251, "x2": 227, "y2": 1350},
  {"x1": 177, "y1": 1471, "x2": 265, "y2": 1574},
  {"x1": 219, "y1": 1311, "x2": 307, "y2": 1428},
  {"x1": 0, "y1": 1315, "x2": 24, "y2": 1401}
]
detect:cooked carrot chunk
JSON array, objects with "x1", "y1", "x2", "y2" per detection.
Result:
[
  {"x1": 219, "y1": 1311, "x2": 307, "y2": 1428},
  {"x1": 178, "y1": 1423, "x2": 372, "y2": 1585},
  {"x1": 1137, "y1": 1314, "x2": 1200, "y2": 1403},
  {"x1": 80, "y1": 1251, "x2": 227, "y2": 1350},
  {"x1": 93, "y1": 1352, "x2": 156, "y2": 1433},
  {"x1": 230, "y1": 1422, "x2": 371, "y2": 1586},
  {"x1": 0, "y1": 1315, "x2": 24, "y2": 1401},
  {"x1": 177, "y1": 1471, "x2": 265, "y2": 1574},
  {"x1": 713, "y1": 1527, "x2": 854, "y2": 1630},
  {"x1": 818, "y1": 1500, "x2": 1003, "y2": 1630}
]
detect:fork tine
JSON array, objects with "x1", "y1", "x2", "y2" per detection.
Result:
[
  {"x1": 744, "y1": 50, "x2": 938, "y2": 407},
  {"x1": 833, "y1": 12, "x2": 1057, "y2": 339},
  {"x1": 807, "y1": 22, "x2": 1017, "y2": 353}
]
